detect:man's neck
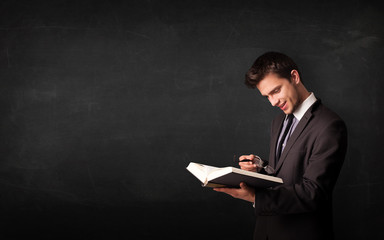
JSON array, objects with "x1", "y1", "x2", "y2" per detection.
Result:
[
  {"x1": 292, "y1": 92, "x2": 317, "y2": 121},
  {"x1": 298, "y1": 89, "x2": 311, "y2": 106}
]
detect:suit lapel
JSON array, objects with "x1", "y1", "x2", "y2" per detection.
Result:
[{"x1": 274, "y1": 100, "x2": 320, "y2": 174}]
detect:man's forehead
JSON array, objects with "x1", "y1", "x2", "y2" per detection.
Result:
[{"x1": 257, "y1": 74, "x2": 287, "y2": 94}]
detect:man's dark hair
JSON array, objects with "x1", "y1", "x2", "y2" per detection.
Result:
[{"x1": 245, "y1": 52, "x2": 301, "y2": 89}]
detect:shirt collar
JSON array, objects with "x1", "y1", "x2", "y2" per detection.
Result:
[{"x1": 292, "y1": 92, "x2": 317, "y2": 121}]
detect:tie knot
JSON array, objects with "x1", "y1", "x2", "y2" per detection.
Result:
[{"x1": 287, "y1": 114, "x2": 294, "y2": 123}]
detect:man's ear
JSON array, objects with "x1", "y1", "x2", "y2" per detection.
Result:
[{"x1": 291, "y1": 70, "x2": 300, "y2": 84}]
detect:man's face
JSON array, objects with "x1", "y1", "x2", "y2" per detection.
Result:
[{"x1": 256, "y1": 73, "x2": 300, "y2": 115}]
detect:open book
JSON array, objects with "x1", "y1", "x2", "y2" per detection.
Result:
[{"x1": 186, "y1": 162, "x2": 283, "y2": 188}]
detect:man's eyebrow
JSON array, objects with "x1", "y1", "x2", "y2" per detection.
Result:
[{"x1": 264, "y1": 86, "x2": 281, "y2": 97}]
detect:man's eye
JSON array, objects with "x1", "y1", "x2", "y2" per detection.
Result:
[{"x1": 273, "y1": 88, "x2": 280, "y2": 94}]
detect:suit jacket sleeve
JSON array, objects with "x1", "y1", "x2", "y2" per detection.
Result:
[{"x1": 253, "y1": 114, "x2": 347, "y2": 216}]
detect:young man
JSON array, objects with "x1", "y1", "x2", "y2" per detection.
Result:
[{"x1": 214, "y1": 52, "x2": 348, "y2": 240}]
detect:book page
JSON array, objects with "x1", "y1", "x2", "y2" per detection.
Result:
[
  {"x1": 187, "y1": 162, "x2": 283, "y2": 188},
  {"x1": 186, "y1": 162, "x2": 221, "y2": 184},
  {"x1": 188, "y1": 163, "x2": 223, "y2": 186},
  {"x1": 203, "y1": 165, "x2": 219, "y2": 175},
  {"x1": 201, "y1": 165, "x2": 220, "y2": 186}
]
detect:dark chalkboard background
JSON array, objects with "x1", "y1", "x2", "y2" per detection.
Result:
[{"x1": 0, "y1": 0, "x2": 383, "y2": 239}]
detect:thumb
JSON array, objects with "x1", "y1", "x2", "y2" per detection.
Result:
[{"x1": 240, "y1": 182, "x2": 249, "y2": 189}]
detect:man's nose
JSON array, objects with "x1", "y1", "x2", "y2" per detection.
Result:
[{"x1": 269, "y1": 96, "x2": 279, "y2": 107}]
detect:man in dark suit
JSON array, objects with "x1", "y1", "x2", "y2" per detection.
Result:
[{"x1": 214, "y1": 52, "x2": 348, "y2": 240}]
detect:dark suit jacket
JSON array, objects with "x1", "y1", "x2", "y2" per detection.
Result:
[{"x1": 253, "y1": 100, "x2": 347, "y2": 240}]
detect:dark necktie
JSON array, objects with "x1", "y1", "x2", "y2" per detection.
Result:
[{"x1": 277, "y1": 114, "x2": 294, "y2": 161}]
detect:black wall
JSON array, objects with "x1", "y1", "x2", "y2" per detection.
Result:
[{"x1": 0, "y1": 0, "x2": 383, "y2": 239}]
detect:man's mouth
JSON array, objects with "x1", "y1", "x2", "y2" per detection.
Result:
[{"x1": 279, "y1": 102, "x2": 287, "y2": 111}]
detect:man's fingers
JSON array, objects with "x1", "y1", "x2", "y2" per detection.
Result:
[
  {"x1": 213, "y1": 187, "x2": 237, "y2": 199},
  {"x1": 239, "y1": 154, "x2": 255, "y2": 161}
]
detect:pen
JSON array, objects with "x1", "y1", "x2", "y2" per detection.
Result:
[
  {"x1": 238, "y1": 159, "x2": 253, "y2": 162},
  {"x1": 235, "y1": 155, "x2": 275, "y2": 174}
]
